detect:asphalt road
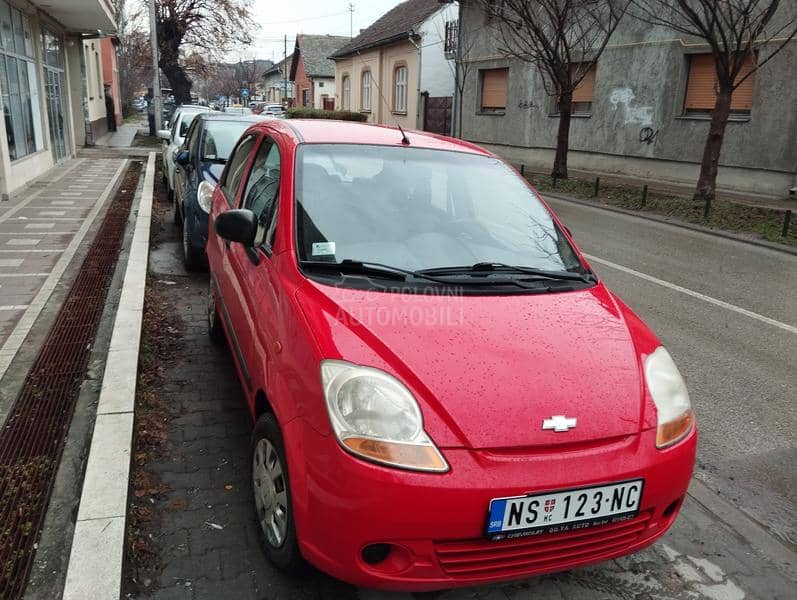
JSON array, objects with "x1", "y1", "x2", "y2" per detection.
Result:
[{"x1": 546, "y1": 197, "x2": 797, "y2": 549}]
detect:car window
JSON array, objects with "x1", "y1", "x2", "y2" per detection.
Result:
[
  {"x1": 242, "y1": 137, "x2": 281, "y2": 249},
  {"x1": 222, "y1": 134, "x2": 258, "y2": 205},
  {"x1": 202, "y1": 121, "x2": 251, "y2": 162},
  {"x1": 170, "y1": 112, "x2": 181, "y2": 140},
  {"x1": 187, "y1": 120, "x2": 201, "y2": 157},
  {"x1": 180, "y1": 112, "x2": 199, "y2": 137}
]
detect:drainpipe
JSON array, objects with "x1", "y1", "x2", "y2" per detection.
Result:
[{"x1": 408, "y1": 31, "x2": 422, "y2": 129}]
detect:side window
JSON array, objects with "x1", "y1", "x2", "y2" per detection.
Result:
[
  {"x1": 187, "y1": 120, "x2": 201, "y2": 157},
  {"x1": 222, "y1": 134, "x2": 258, "y2": 205},
  {"x1": 242, "y1": 137, "x2": 281, "y2": 249},
  {"x1": 170, "y1": 113, "x2": 180, "y2": 140}
]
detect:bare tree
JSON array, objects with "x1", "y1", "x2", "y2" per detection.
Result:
[
  {"x1": 630, "y1": 0, "x2": 797, "y2": 202},
  {"x1": 438, "y1": 13, "x2": 479, "y2": 138},
  {"x1": 154, "y1": 0, "x2": 256, "y2": 104},
  {"x1": 113, "y1": 0, "x2": 150, "y2": 115},
  {"x1": 477, "y1": 0, "x2": 629, "y2": 178}
]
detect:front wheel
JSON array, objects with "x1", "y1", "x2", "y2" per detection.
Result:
[
  {"x1": 251, "y1": 413, "x2": 304, "y2": 573},
  {"x1": 173, "y1": 191, "x2": 182, "y2": 227},
  {"x1": 182, "y1": 221, "x2": 203, "y2": 271}
]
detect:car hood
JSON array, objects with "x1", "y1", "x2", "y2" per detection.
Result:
[{"x1": 297, "y1": 281, "x2": 649, "y2": 450}]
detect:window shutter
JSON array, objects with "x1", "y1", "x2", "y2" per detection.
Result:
[
  {"x1": 685, "y1": 54, "x2": 716, "y2": 111},
  {"x1": 481, "y1": 69, "x2": 508, "y2": 109},
  {"x1": 685, "y1": 53, "x2": 756, "y2": 113},
  {"x1": 571, "y1": 64, "x2": 596, "y2": 103},
  {"x1": 730, "y1": 55, "x2": 756, "y2": 111}
]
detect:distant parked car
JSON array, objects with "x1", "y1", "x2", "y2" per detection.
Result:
[
  {"x1": 132, "y1": 96, "x2": 146, "y2": 112},
  {"x1": 262, "y1": 103, "x2": 285, "y2": 118},
  {"x1": 156, "y1": 105, "x2": 212, "y2": 200},
  {"x1": 172, "y1": 113, "x2": 266, "y2": 269}
]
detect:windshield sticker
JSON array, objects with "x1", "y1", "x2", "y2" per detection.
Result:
[{"x1": 312, "y1": 242, "x2": 336, "y2": 256}]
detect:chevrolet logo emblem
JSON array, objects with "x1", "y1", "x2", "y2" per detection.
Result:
[{"x1": 542, "y1": 415, "x2": 577, "y2": 432}]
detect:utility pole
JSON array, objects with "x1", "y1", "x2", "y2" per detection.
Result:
[
  {"x1": 348, "y1": 3, "x2": 355, "y2": 39},
  {"x1": 148, "y1": 0, "x2": 162, "y2": 131},
  {"x1": 283, "y1": 35, "x2": 288, "y2": 106}
]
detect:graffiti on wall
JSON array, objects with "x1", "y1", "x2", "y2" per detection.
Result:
[
  {"x1": 609, "y1": 87, "x2": 654, "y2": 127},
  {"x1": 639, "y1": 127, "x2": 659, "y2": 145}
]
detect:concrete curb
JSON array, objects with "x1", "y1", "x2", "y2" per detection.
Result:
[
  {"x1": 62, "y1": 152, "x2": 155, "y2": 600},
  {"x1": 543, "y1": 193, "x2": 797, "y2": 257}
]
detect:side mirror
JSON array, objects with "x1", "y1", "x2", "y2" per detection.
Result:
[
  {"x1": 156, "y1": 129, "x2": 171, "y2": 140},
  {"x1": 175, "y1": 150, "x2": 190, "y2": 166},
  {"x1": 215, "y1": 209, "x2": 257, "y2": 247}
]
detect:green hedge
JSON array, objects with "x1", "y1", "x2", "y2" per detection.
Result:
[{"x1": 286, "y1": 107, "x2": 368, "y2": 122}]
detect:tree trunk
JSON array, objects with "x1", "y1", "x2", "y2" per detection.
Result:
[
  {"x1": 694, "y1": 88, "x2": 733, "y2": 202},
  {"x1": 157, "y1": 21, "x2": 192, "y2": 105},
  {"x1": 552, "y1": 90, "x2": 572, "y2": 179}
]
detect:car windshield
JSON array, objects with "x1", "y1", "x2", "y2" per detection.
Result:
[
  {"x1": 201, "y1": 121, "x2": 251, "y2": 162},
  {"x1": 295, "y1": 144, "x2": 582, "y2": 275}
]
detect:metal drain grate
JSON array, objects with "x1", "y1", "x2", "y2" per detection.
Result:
[{"x1": 0, "y1": 161, "x2": 142, "y2": 599}]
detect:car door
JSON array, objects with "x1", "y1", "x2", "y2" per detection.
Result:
[
  {"x1": 174, "y1": 119, "x2": 199, "y2": 212},
  {"x1": 165, "y1": 112, "x2": 182, "y2": 189},
  {"x1": 227, "y1": 134, "x2": 283, "y2": 399},
  {"x1": 210, "y1": 133, "x2": 260, "y2": 388}
]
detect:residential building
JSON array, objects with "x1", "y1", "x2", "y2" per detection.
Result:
[
  {"x1": 290, "y1": 34, "x2": 349, "y2": 110},
  {"x1": 100, "y1": 36, "x2": 121, "y2": 128},
  {"x1": 330, "y1": 0, "x2": 457, "y2": 133},
  {"x1": 0, "y1": 0, "x2": 114, "y2": 198},
  {"x1": 456, "y1": 2, "x2": 797, "y2": 197},
  {"x1": 262, "y1": 55, "x2": 295, "y2": 105}
]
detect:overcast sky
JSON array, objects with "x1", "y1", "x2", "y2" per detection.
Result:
[{"x1": 235, "y1": 0, "x2": 406, "y2": 63}]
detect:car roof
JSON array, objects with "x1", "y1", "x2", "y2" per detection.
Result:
[
  {"x1": 254, "y1": 119, "x2": 491, "y2": 156},
  {"x1": 199, "y1": 113, "x2": 268, "y2": 123}
]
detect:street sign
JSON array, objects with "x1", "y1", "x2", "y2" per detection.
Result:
[{"x1": 241, "y1": 89, "x2": 249, "y2": 98}]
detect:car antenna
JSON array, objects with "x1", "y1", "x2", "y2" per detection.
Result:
[{"x1": 355, "y1": 50, "x2": 410, "y2": 145}]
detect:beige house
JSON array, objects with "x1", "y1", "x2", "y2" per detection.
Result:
[{"x1": 331, "y1": 0, "x2": 456, "y2": 133}]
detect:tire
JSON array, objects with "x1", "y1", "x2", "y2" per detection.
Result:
[
  {"x1": 173, "y1": 191, "x2": 182, "y2": 227},
  {"x1": 251, "y1": 413, "x2": 304, "y2": 573},
  {"x1": 182, "y1": 221, "x2": 203, "y2": 271},
  {"x1": 207, "y1": 281, "x2": 226, "y2": 346}
]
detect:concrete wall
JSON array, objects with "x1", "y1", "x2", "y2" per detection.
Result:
[
  {"x1": 419, "y1": 5, "x2": 456, "y2": 98},
  {"x1": 83, "y1": 39, "x2": 107, "y2": 141},
  {"x1": 312, "y1": 77, "x2": 335, "y2": 110},
  {"x1": 458, "y1": 3, "x2": 797, "y2": 196}
]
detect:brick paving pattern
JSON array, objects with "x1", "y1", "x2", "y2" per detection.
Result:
[{"x1": 0, "y1": 158, "x2": 124, "y2": 346}]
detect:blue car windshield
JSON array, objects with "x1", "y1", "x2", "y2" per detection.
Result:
[
  {"x1": 295, "y1": 144, "x2": 582, "y2": 273},
  {"x1": 202, "y1": 122, "x2": 251, "y2": 162}
]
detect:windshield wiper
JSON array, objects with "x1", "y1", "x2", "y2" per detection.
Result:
[
  {"x1": 301, "y1": 259, "x2": 469, "y2": 284},
  {"x1": 418, "y1": 262, "x2": 596, "y2": 283}
]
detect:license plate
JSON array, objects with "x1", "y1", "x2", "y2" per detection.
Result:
[{"x1": 486, "y1": 479, "x2": 644, "y2": 540}]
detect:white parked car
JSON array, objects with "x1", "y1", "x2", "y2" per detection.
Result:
[{"x1": 157, "y1": 105, "x2": 212, "y2": 199}]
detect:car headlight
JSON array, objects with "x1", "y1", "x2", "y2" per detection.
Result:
[
  {"x1": 320, "y1": 360, "x2": 448, "y2": 472},
  {"x1": 197, "y1": 181, "x2": 215, "y2": 213},
  {"x1": 644, "y1": 347, "x2": 694, "y2": 448}
]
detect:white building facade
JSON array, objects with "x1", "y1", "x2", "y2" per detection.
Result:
[{"x1": 0, "y1": 0, "x2": 114, "y2": 198}]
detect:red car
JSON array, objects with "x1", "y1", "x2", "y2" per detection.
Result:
[{"x1": 205, "y1": 119, "x2": 696, "y2": 591}]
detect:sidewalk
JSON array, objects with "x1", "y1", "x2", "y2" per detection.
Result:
[
  {"x1": 0, "y1": 158, "x2": 127, "y2": 384},
  {"x1": 95, "y1": 123, "x2": 142, "y2": 148}
]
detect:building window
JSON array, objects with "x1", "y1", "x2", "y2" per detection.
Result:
[
  {"x1": 302, "y1": 88, "x2": 310, "y2": 107},
  {"x1": 342, "y1": 75, "x2": 350, "y2": 110},
  {"x1": 0, "y1": 1, "x2": 43, "y2": 160},
  {"x1": 479, "y1": 68, "x2": 508, "y2": 113},
  {"x1": 361, "y1": 69, "x2": 372, "y2": 112},
  {"x1": 95, "y1": 51, "x2": 103, "y2": 98},
  {"x1": 444, "y1": 20, "x2": 458, "y2": 58},
  {"x1": 556, "y1": 63, "x2": 596, "y2": 115},
  {"x1": 684, "y1": 53, "x2": 755, "y2": 115},
  {"x1": 393, "y1": 65, "x2": 407, "y2": 113}
]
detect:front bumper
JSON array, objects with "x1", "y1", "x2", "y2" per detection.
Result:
[{"x1": 284, "y1": 419, "x2": 696, "y2": 592}]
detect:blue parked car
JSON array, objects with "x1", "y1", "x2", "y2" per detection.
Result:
[{"x1": 173, "y1": 113, "x2": 267, "y2": 269}]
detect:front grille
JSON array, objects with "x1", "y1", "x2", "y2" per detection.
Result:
[{"x1": 435, "y1": 511, "x2": 654, "y2": 578}]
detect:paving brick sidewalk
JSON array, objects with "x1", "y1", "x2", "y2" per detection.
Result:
[
  {"x1": 0, "y1": 157, "x2": 125, "y2": 378},
  {"x1": 126, "y1": 189, "x2": 795, "y2": 600}
]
